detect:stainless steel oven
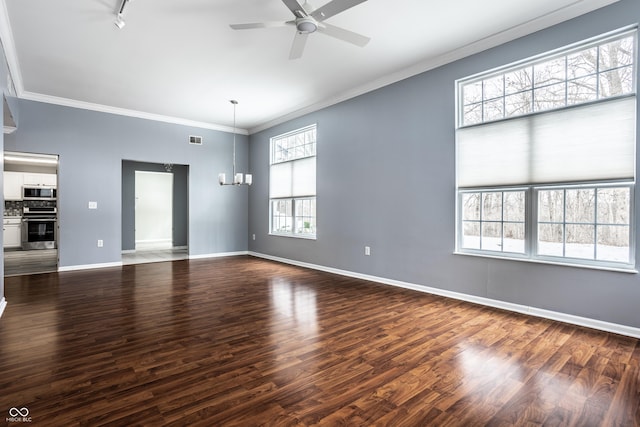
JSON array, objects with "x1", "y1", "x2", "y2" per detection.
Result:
[{"x1": 21, "y1": 207, "x2": 57, "y2": 250}]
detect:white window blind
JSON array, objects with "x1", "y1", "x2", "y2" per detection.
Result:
[
  {"x1": 269, "y1": 156, "x2": 316, "y2": 198},
  {"x1": 457, "y1": 96, "x2": 636, "y2": 188}
]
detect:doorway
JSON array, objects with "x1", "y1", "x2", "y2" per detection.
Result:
[
  {"x1": 121, "y1": 161, "x2": 189, "y2": 265},
  {"x1": 135, "y1": 171, "x2": 173, "y2": 250},
  {"x1": 3, "y1": 151, "x2": 59, "y2": 276}
]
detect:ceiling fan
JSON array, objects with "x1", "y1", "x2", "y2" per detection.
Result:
[{"x1": 230, "y1": 0, "x2": 370, "y2": 60}]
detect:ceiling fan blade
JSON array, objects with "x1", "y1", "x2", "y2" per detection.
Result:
[
  {"x1": 311, "y1": 0, "x2": 368, "y2": 21},
  {"x1": 317, "y1": 22, "x2": 370, "y2": 47},
  {"x1": 281, "y1": 0, "x2": 308, "y2": 18},
  {"x1": 289, "y1": 32, "x2": 309, "y2": 60},
  {"x1": 230, "y1": 22, "x2": 288, "y2": 30}
]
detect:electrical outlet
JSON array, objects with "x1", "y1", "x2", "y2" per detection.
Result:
[
  {"x1": 252, "y1": 234, "x2": 256, "y2": 241},
  {"x1": 88, "y1": 201, "x2": 98, "y2": 209},
  {"x1": 97, "y1": 239, "x2": 104, "y2": 247},
  {"x1": 365, "y1": 246, "x2": 371, "y2": 256}
]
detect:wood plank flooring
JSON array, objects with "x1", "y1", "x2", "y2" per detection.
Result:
[{"x1": 0, "y1": 256, "x2": 638, "y2": 426}]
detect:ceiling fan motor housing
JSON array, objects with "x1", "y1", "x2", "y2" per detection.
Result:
[{"x1": 296, "y1": 17, "x2": 317, "y2": 33}]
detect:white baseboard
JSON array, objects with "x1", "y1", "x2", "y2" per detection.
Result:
[
  {"x1": 249, "y1": 251, "x2": 640, "y2": 339},
  {"x1": 121, "y1": 245, "x2": 187, "y2": 254},
  {"x1": 135, "y1": 239, "x2": 172, "y2": 244},
  {"x1": 58, "y1": 261, "x2": 123, "y2": 272},
  {"x1": 0, "y1": 297, "x2": 6, "y2": 319},
  {"x1": 189, "y1": 251, "x2": 248, "y2": 260}
]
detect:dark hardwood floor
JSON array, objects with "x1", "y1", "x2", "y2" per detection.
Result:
[{"x1": 0, "y1": 256, "x2": 638, "y2": 426}]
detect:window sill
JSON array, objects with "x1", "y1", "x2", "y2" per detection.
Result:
[
  {"x1": 269, "y1": 232, "x2": 317, "y2": 240},
  {"x1": 453, "y1": 251, "x2": 637, "y2": 274}
]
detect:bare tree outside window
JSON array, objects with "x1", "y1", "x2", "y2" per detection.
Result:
[
  {"x1": 461, "y1": 191, "x2": 525, "y2": 253},
  {"x1": 460, "y1": 34, "x2": 635, "y2": 126},
  {"x1": 457, "y1": 30, "x2": 635, "y2": 268},
  {"x1": 537, "y1": 187, "x2": 630, "y2": 262}
]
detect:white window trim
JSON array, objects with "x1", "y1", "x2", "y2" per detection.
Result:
[
  {"x1": 456, "y1": 182, "x2": 636, "y2": 271},
  {"x1": 455, "y1": 27, "x2": 637, "y2": 272},
  {"x1": 269, "y1": 196, "x2": 317, "y2": 240},
  {"x1": 456, "y1": 26, "x2": 638, "y2": 129},
  {"x1": 269, "y1": 124, "x2": 317, "y2": 240}
]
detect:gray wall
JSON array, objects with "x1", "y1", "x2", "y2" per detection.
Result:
[
  {"x1": 5, "y1": 100, "x2": 249, "y2": 268},
  {"x1": 121, "y1": 161, "x2": 189, "y2": 251},
  {"x1": 248, "y1": 0, "x2": 640, "y2": 329}
]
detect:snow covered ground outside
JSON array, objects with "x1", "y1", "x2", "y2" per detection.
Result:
[{"x1": 461, "y1": 236, "x2": 629, "y2": 263}]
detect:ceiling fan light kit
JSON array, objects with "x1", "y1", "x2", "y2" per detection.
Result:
[
  {"x1": 296, "y1": 17, "x2": 317, "y2": 34},
  {"x1": 230, "y1": 0, "x2": 370, "y2": 59}
]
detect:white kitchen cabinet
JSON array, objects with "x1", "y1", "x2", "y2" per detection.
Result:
[
  {"x1": 3, "y1": 218, "x2": 22, "y2": 248},
  {"x1": 23, "y1": 173, "x2": 57, "y2": 186},
  {"x1": 44, "y1": 174, "x2": 57, "y2": 186},
  {"x1": 3, "y1": 171, "x2": 24, "y2": 201},
  {"x1": 4, "y1": 172, "x2": 57, "y2": 201}
]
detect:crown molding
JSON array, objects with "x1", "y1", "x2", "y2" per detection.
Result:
[
  {"x1": 0, "y1": 0, "x2": 620, "y2": 136},
  {"x1": 0, "y1": 2, "x2": 247, "y2": 134},
  {"x1": 0, "y1": 0, "x2": 21, "y2": 95},
  {"x1": 248, "y1": 0, "x2": 620, "y2": 134},
  {"x1": 19, "y1": 91, "x2": 249, "y2": 135}
]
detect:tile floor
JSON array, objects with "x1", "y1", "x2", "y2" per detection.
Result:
[
  {"x1": 121, "y1": 246, "x2": 188, "y2": 265},
  {"x1": 3, "y1": 245, "x2": 189, "y2": 276},
  {"x1": 4, "y1": 248, "x2": 58, "y2": 276}
]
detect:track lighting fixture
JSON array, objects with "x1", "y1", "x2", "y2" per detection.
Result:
[
  {"x1": 114, "y1": 13, "x2": 125, "y2": 29},
  {"x1": 114, "y1": 0, "x2": 130, "y2": 29}
]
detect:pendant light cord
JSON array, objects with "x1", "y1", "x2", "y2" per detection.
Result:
[{"x1": 231, "y1": 100, "x2": 238, "y2": 177}]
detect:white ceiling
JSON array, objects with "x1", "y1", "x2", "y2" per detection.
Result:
[{"x1": 0, "y1": 0, "x2": 618, "y2": 133}]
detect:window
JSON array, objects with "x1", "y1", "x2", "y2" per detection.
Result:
[
  {"x1": 461, "y1": 33, "x2": 635, "y2": 126},
  {"x1": 456, "y1": 29, "x2": 636, "y2": 269},
  {"x1": 537, "y1": 186, "x2": 631, "y2": 263},
  {"x1": 460, "y1": 190, "x2": 526, "y2": 254},
  {"x1": 459, "y1": 184, "x2": 633, "y2": 266},
  {"x1": 269, "y1": 125, "x2": 317, "y2": 238}
]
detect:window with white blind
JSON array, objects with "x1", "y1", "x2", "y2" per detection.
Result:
[
  {"x1": 456, "y1": 28, "x2": 637, "y2": 270},
  {"x1": 270, "y1": 124, "x2": 317, "y2": 238}
]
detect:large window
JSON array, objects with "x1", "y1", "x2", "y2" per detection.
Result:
[
  {"x1": 270, "y1": 125, "x2": 317, "y2": 238},
  {"x1": 459, "y1": 184, "x2": 633, "y2": 265},
  {"x1": 456, "y1": 29, "x2": 636, "y2": 270}
]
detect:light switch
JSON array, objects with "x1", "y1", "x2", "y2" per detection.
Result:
[{"x1": 88, "y1": 201, "x2": 98, "y2": 209}]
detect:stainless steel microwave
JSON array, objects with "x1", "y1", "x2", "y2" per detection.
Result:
[{"x1": 23, "y1": 186, "x2": 56, "y2": 200}]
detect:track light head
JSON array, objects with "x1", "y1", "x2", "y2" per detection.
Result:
[{"x1": 114, "y1": 13, "x2": 125, "y2": 29}]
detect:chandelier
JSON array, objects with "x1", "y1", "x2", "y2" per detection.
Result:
[{"x1": 218, "y1": 100, "x2": 252, "y2": 186}]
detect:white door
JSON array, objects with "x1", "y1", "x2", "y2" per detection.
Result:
[{"x1": 135, "y1": 171, "x2": 173, "y2": 249}]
